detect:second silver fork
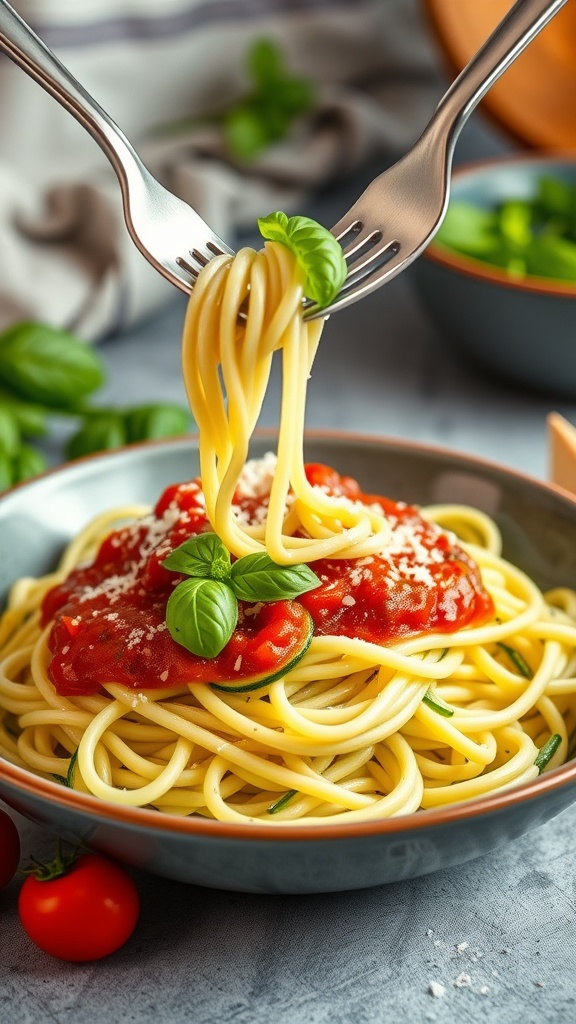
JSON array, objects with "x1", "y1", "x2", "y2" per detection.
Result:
[{"x1": 305, "y1": 0, "x2": 569, "y2": 319}]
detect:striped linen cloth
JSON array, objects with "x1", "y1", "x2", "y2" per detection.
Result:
[{"x1": 0, "y1": 0, "x2": 439, "y2": 340}]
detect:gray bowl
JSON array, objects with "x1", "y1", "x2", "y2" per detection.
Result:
[
  {"x1": 411, "y1": 154, "x2": 576, "y2": 395},
  {"x1": 2, "y1": 432, "x2": 576, "y2": 894}
]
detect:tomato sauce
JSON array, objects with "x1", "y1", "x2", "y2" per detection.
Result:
[{"x1": 41, "y1": 463, "x2": 493, "y2": 696}]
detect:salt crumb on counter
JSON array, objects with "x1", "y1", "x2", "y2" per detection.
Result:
[
  {"x1": 428, "y1": 981, "x2": 445, "y2": 999},
  {"x1": 422, "y1": 928, "x2": 548, "y2": 1002}
]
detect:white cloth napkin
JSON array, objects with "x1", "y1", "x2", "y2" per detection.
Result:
[{"x1": 0, "y1": 0, "x2": 441, "y2": 340}]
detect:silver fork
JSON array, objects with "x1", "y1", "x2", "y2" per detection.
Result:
[
  {"x1": 305, "y1": 0, "x2": 569, "y2": 320},
  {"x1": 0, "y1": 0, "x2": 233, "y2": 290},
  {"x1": 0, "y1": 0, "x2": 568, "y2": 318}
]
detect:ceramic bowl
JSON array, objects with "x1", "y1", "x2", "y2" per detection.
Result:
[
  {"x1": 2, "y1": 433, "x2": 576, "y2": 894},
  {"x1": 410, "y1": 155, "x2": 576, "y2": 396}
]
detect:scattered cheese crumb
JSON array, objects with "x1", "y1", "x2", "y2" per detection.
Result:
[
  {"x1": 456, "y1": 942, "x2": 469, "y2": 954},
  {"x1": 453, "y1": 973, "x2": 471, "y2": 988},
  {"x1": 428, "y1": 981, "x2": 445, "y2": 999}
]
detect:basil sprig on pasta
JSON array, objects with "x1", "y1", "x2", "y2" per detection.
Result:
[
  {"x1": 163, "y1": 533, "x2": 320, "y2": 658},
  {"x1": 258, "y1": 212, "x2": 347, "y2": 308}
]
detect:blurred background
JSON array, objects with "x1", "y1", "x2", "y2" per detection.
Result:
[
  {"x1": 1, "y1": 0, "x2": 576, "y2": 484},
  {"x1": 0, "y1": 0, "x2": 449, "y2": 339}
]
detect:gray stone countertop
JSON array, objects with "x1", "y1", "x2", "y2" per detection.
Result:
[{"x1": 2, "y1": 122, "x2": 576, "y2": 1024}]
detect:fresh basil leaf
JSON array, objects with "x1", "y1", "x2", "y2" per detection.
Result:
[
  {"x1": 162, "y1": 533, "x2": 231, "y2": 581},
  {"x1": 273, "y1": 77, "x2": 314, "y2": 117},
  {"x1": 536, "y1": 176, "x2": 573, "y2": 219},
  {"x1": 166, "y1": 577, "x2": 238, "y2": 658},
  {"x1": 0, "y1": 447, "x2": 14, "y2": 490},
  {"x1": 0, "y1": 406, "x2": 20, "y2": 456},
  {"x1": 225, "y1": 105, "x2": 272, "y2": 162},
  {"x1": 230, "y1": 551, "x2": 320, "y2": 602},
  {"x1": 224, "y1": 40, "x2": 314, "y2": 163},
  {"x1": 258, "y1": 212, "x2": 347, "y2": 307},
  {"x1": 124, "y1": 402, "x2": 191, "y2": 443},
  {"x1": 12, "y1": 443, "x2": 47, "y2": 483},
  {"x1": 0, "y1": 322, "x2": 105, "y2": 406},
  {"x1": 0, "y1": 387, "x2": 47, "y2": 437},
  {"x1": 435, "y1": 202, "x2": 499, "y2": 258},
  {"x1": 65, "y1": 414, "x2": 126, "y2": 460},
  {"x1": 525, "y1": 233, "x2": 576, "y2": 281},
  {"x1": 249, "y1": 38, "x2": 284, "y2": 85},
  {"x1": 498, "y1": 200, "x2": 533, "y2": 249}
]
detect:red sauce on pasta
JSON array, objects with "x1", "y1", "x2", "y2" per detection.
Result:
[{"x1": 41, "y1": 463, "x2": 493, "y2": 696}]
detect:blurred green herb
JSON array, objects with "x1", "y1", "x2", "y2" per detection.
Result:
[
  {"x1": 435, "y1": 175, "x2": 576, "y2": 283},
  {"x1": 223, "y1": 39, "x2": 314, "y2": 162},
  {"x1": 0, "y1": 321, "x2": 192, "y2": 492},
  {"x1": 159, "y1": 39, "x2": 314, "y2": 163}
]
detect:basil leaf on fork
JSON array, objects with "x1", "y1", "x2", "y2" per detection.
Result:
[{"x1": 258, "y1": 212, "x2": 347, "y2": 308}]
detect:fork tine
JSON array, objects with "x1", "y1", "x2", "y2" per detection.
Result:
[
  {"x1": 175, "y1": 256, "x2": 200, "y2": 280},
  {"x1": 304, "y1": 243, "x2": 411, "y2": 320},
  {"x1": 341, "y1": 227, "x2": 383, "y2": 264},
  {"x1": 344, "y1": 238, "x2": 400, "y2": 284},
  {"x1": 176, "y1": 240, "x2": 232, "y2": 282}
]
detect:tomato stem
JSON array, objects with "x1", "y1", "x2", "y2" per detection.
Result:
[{"x1": 22, "y1": 839, "x2": 81, "y2": 882}]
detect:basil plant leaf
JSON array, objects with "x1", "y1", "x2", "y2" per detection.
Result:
[
  {"x1": 0, "y1": 387, "x2": 47, "y2": 437},
  {"x1": 12, "y1": 443, "x2": 48, "y2": 484},
  {"x1": 166, "y1": 577, "x2": 238, "y2": 659},
  {"x1": 248, "y1": 38, "x2": 285, "y2": 85},
  {"x1": 65, "y1": 414, "x2": 126, "y2": 461},
  {"x1": 225, "y1": 105, "x2": 270, "y2": 162},
  {"x1": 230, "y1": 551, "x2": 320, "y2": 602},
  {"x1": 124, "y1": 402, "x2": 192, "y2": 443},
  {"x1": 258, "y1": 212, "x2": 347, "y2": 308},
  {"x1": 162, "y1": 533, "x2": 231, "y2": 581},
  {"x1": 0, "y1": 322, "x2": 105, "y2": 406},
  {"x1": 0, "y1": 406, "x2": 20, "y2": 456},
  {"x1": 0, "y1": 447, "x2": 13, "y2": 491}
]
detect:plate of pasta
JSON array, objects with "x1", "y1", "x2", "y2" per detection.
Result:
[{"x1": 1, "y1": 214, "x2": 576, "y2": 893}]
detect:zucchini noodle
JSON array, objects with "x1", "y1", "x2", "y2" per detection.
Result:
[{"x1": 1, "y1": 240, "x2": 576, "y2": 825}]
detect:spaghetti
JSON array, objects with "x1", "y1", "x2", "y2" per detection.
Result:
[{"x1": 1, "y1": 238, "x2": 576, "y2": 824}]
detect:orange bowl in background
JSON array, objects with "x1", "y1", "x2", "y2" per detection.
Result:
[{"x1": 423, "y1": 0, "x2": 576, "y2": 152}]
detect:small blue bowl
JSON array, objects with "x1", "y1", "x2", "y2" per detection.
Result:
[{"x1": 411, "y1": 154, "x2": 576, "y2": 396}]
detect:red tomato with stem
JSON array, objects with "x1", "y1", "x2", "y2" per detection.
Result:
[
  {"x1": 18, "y1": 849, "x2": 140, "y2": 961},
  {"x1": 0, "y1": 808, "x2": 20, "y2": 890}
]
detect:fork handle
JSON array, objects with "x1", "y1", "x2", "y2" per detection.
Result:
[
  {"x1": 429, "y1": 0, "x2": 569, "y2": 153},
  {"x1": 0, "y1": 0, "x2": 150, "y2": 200}
]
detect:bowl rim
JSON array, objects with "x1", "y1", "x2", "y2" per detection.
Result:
[
  {"x1": 2, "y1": 428, "x2": 576, "y2": 844},
  {"x1": 424, "y1": 153, "x2": 576, "y2": 298}
]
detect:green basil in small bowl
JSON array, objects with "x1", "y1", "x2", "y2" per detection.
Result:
[{"x1": 410, "y1": 155, "x2": 576, "y2": 397}]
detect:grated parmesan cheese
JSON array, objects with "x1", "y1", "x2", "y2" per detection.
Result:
[{"x1": 428, "y1": 981, "x2": 445, "y2": 998}]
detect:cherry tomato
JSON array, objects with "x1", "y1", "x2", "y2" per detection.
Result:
[
  {"x1": 18, "y1": 852, "x2": 140, "y2": 961},
  {"x1": 0, "y1": 808, "x2": 20, "y2": 890}
]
